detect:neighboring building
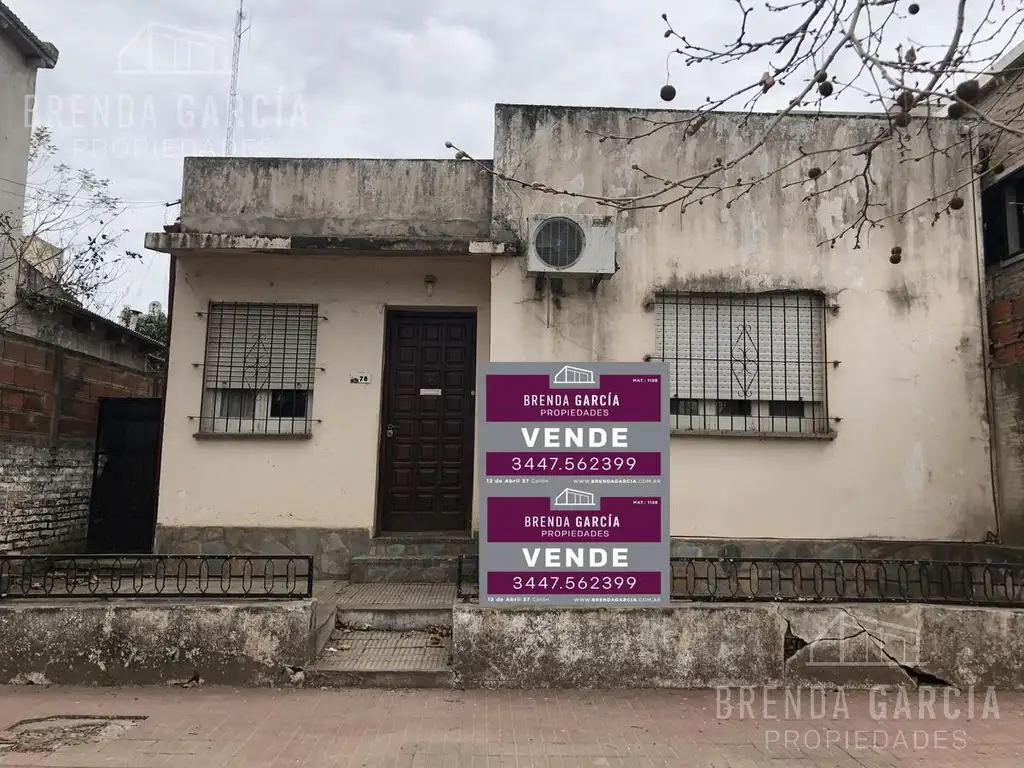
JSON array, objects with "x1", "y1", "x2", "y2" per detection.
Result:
[
  {"x1": 147, "y1": 103, "x2": 998, "y2": 575},
  {"x1": 0, "y1": 1, "x2": 58, "y2": 318},
  {"x1": 0, "y1": 294, "x2": 164, "y2": 555},
  {"x1": 0, "y1": 5, "x2": 165, "y2": 556},
  {"x1": 978, "y1": 41, "x2": 1024, "y2": 544},
  {"x1": 20, "y1": 235, "x2": 63, "y2": 279}
]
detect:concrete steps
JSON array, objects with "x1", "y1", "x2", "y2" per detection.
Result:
[
  {"x1": 334, "y1": 582, "x2": 455, "y2": 632},
  {"x1": 349, "y1": 536, "x2": 477, "y2": 584},
  {"x1": 307, "y1": 582, "x2": 456, "y2": 688},
  {"x1": 308, "y1": 629, "x2": 452, "y2": 689}
]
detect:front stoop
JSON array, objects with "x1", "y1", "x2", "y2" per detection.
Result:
[
  {"x1": 349, "y1": 536, "x2": 477, "y2": 584},
  {"x1": 334, "y1": 582, "x2": 454, "y2": 631},
  {"x1": 308, "y1": 582, "x2": 456, "y2": 688}
]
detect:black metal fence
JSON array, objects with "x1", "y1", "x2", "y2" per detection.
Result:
[
  {"x1": 456, "y1": 555, "x2": 1024, "y2": 608},
  {"x1": 0, "y1": 555, "x2": 313, "y2": 600}
]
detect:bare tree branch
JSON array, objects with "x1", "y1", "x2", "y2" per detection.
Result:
[
  {"x1": 0, "y1": 126, "x2": 142, "y2": 329},
  {"x1": 447, "y1": 0, "x2": 1024, "y2": 248}
]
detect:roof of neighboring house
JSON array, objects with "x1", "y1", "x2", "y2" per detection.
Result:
[
  {"x1": 0, "y1": 1, "x2": 58, "y2": 68},
  {"x1": 979, "y1": 40, "x2": 1024, "y2": 95},
  {"x1": 17, "y1": 262, "x2": 164, "y2": 352}
]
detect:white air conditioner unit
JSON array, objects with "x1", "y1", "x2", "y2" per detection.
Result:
[{"x1": 526, "y1": 214, "x2": 616, "y2": 276}]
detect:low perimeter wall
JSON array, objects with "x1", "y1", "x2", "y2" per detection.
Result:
[
  {"x1": 452, "y1": 603, "x2": 1024, "y2": 690},
  {"x1": 0, "y1": 600, "x2": 316, "y2": 686},
  {"x1": 4, "y1": 600, "x2": 1024, "y2": 689}
]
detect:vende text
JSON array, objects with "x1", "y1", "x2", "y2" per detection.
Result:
[
  {"x1": 522, "y1": 547, "x2": 629, "y2": 568},
  {"x1": 521, "y1": 427, "x2": 628, "y2": 448}
]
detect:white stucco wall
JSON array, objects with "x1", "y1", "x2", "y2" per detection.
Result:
[
  {"x1": 0, "y1": 33, "x2": 36, "y2": 316},
  {"x1": 158, "y1": 254, "x2": 491, "y2": 529},
  {"x1": 490, "y1": 105, "x2": 995, "y2": 541}
]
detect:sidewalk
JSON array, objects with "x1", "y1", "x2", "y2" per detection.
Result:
[{"x1": 0, "y1": 686, "x2": 1021, "y2": 767}]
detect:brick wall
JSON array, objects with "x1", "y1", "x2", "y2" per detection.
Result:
[
  {"x1": 0, "y1": 332, "x2": 160, "y2": 554},
  {"x1": 987, "y1": 260, "x2": 1024, "y2": 544}
]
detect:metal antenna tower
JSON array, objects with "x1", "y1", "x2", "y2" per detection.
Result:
[{"x1": 225, "y1": 0, "x2": 250, "y2": 156}]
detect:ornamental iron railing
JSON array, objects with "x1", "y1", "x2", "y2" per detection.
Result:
[
  {"x1": 456, "y1": 556, "x2": 1024, "y2": 607},
  {"x1": 0, "y1": 555, "x2": 313, "y2": 599}
]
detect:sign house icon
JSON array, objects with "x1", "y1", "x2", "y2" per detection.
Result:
[
  {"x1": 553, "y1": 365, "x2": 596, "y2": 385},
  {"x1": 554, "y1": 488, "x2": 597, "y2": 507}
]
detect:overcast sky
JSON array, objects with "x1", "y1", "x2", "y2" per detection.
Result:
[{"x1": 10, "y1": 0, "x2": 1008, "y2": 317}]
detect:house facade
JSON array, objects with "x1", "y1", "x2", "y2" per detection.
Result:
[{"x1": 147, "y1": 104, "x2": 997, "y2": 576}]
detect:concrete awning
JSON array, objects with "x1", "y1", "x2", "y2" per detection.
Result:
[{"x1": 144, "y1": 231, "x2": 516, "y2": 258}]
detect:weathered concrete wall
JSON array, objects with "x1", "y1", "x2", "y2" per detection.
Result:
[
  {"x1": 986, "y1": 261, "x2": 1024, "y2": 544},
  {"x1": 0, "y1": 600, "x2": 315, "y2": 686},
  {"x1": 0, "y1": 333, "x2": 160, "y2": 553},
  {"x1": 158, "y1": 255, "x2": 490, "y2": 533},
  {"x1": 452, "y1": 603, "x2": 1024, "y2": 690},
  {"x1": 0, "y1": 31, "x2": 34, "y2": 226},
  {"x1": 179, "y1": 157, "x2": 494, "y2": 241},
  {"x1": 490, "y1": 104, "x2": 994, "y2": 541}
]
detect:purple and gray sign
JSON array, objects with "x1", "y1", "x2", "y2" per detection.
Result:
[{"x1": 478, "y1": 362, "x2": 670, "y2": 607}]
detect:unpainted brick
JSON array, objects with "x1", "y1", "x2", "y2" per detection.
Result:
[
  {"x1": 991, "y1": 300, "x2": 1015, "y2": 324},
  {"x1": 4, "y1": 411, "x2": 49, "y2": 435},
  {"x1": 992, "y1": 321, "x2": 1024, "y2": 344},
  {"x1": 13, "y1": 367, "x2": 50, "y2": 391},
  {"x1": 21, "y1": 344, "x2": 49, "y2": 370},
  {"x1": 995, "y1": 345, "x2": 1017, "y2": 365},
  {"x1": 61, "y1": 397, "x2": 98, "y2": 421},
  {"x1": 57, "y1": 416, "x2": 95, "y2": 439},
  {"x1": 0, "y1": 442, "x2": 93, "y2": 554},
  {"x1": 0, "y1": 340, "x2": 27, "y2": 364}
]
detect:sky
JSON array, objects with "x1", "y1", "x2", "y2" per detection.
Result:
[{"x1": 8, "y1": 0, "x2": 1010, "y2": 318}]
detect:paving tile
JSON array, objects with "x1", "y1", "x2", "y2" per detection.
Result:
[{"x1": 0, "y1": 687, "x2": 1020, "y2": 767}]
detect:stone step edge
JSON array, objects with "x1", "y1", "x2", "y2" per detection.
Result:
[
  {"x1": 334, "y1": 604, "x2": 454, "y2": 612},
  {"x1": 305, "y1": 669, "x2": 454, "y2": 688},
  {"x1": 370, "y1": 535, "x2": 477, "y2": 543},
  {"x1": 350, "y1": 554, "x2": 474, "y2": 565},
  {"x1": 334, "y1": 605, "x2": 453, "y2": 632}
]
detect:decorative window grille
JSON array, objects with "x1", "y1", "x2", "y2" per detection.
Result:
[
  {"x1": 199, "y1": 302, "x2": 319, "y2": 435},
  {"x1": 654, "y1": 292, "x2": 830, "y2": 435}
]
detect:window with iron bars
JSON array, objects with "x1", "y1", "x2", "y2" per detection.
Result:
[
  {"x1": 653, "y1": 291, "x2": 831, "y2": 435},
  {"x1": 199, "y1": 302, "x2": 319, "y2": 435}
]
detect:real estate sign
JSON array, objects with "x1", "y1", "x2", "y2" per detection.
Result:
[{"x1": 478, "y1": 362, "x2": 670, "y2": 607}]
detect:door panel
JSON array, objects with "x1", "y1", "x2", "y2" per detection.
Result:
[{"x1": 377, "y1": 310, "x2": 476, "y2": 533}]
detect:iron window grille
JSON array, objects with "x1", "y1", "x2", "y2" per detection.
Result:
[
  {"x1": 653, "y1": 291, "x2": 830, "y2": 435},
  {"x1": 199, "y1": 302, "x2": 319, "y2": 435},
  {"x1": 982, "y1": 168, "x2": 1024, "y2": 266}
]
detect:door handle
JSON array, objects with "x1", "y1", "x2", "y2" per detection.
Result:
[{"x1": 385, "y1": 424, "x2": 398, "y2": 438}]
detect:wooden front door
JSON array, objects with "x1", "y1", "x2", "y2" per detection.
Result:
[{"x1": 376, "y1": 310, "x2": 477, "y2": 533}]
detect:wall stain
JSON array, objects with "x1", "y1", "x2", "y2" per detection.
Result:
[{"x1": 884, "y1": 280, "x2": 923, "y2": 315}]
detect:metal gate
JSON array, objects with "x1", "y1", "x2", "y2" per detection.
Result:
[{"x1": 86, "y1": 397, "x2": 163, "y2": 554}]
